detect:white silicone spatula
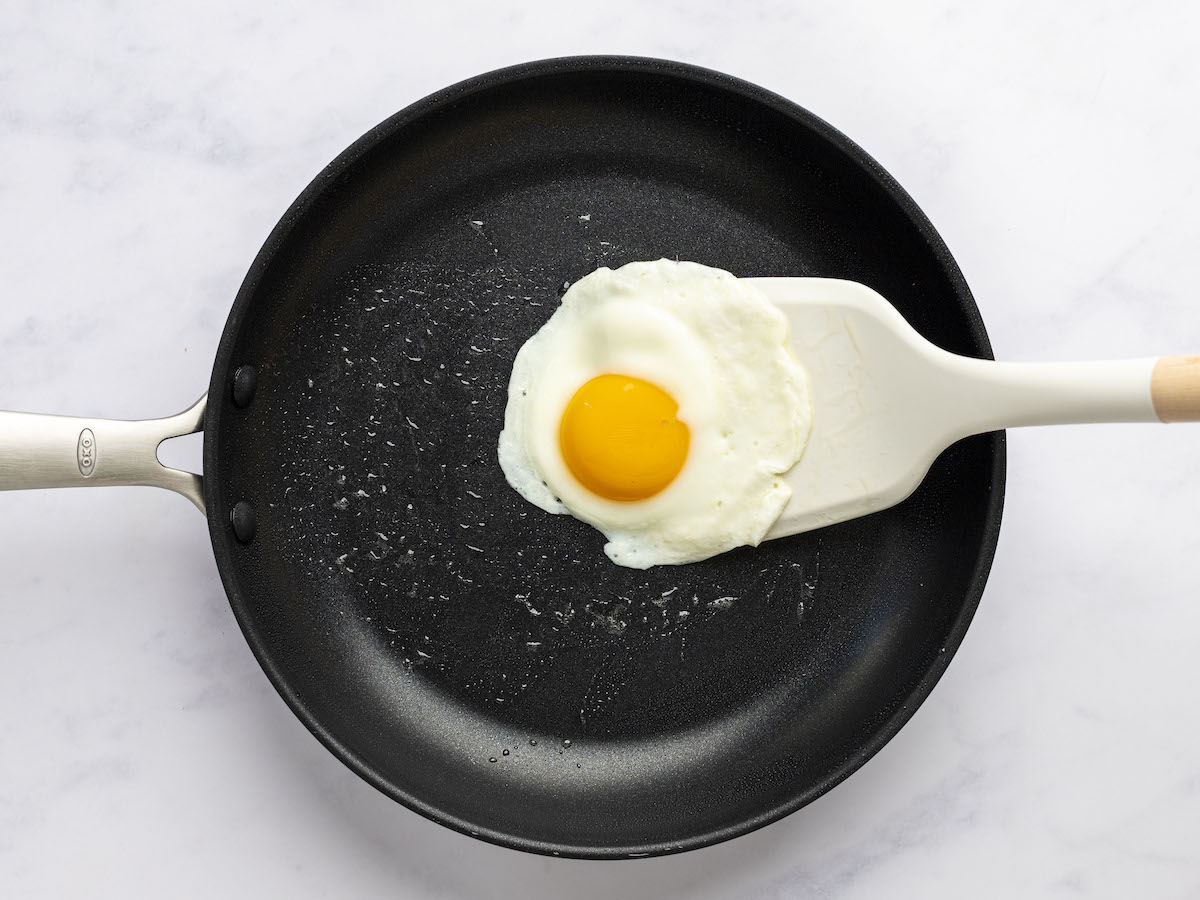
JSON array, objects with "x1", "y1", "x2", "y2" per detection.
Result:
[{"x1": 745, "y1": 278, "x2": 1200, "y2": 540}]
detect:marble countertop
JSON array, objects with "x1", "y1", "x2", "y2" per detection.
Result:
[{"x1": 3, "y1": 2, "x2": 1199, "y2": 897}]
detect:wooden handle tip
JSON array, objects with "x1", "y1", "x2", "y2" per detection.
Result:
[{"x1": 1152, "y1": 355, "x2": 1200, "y2": 422}]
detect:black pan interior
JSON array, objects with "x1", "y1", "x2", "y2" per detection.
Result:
[{"x1": 205, "y1": 57, "x2": 1003, "y2": 858}]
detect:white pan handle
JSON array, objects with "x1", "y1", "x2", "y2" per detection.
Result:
[{"x1": 0, "y1": 395, "x2": 207, "y2": 513}]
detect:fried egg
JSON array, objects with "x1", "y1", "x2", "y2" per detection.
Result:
[{"x1": 497, "y1": 259, "x2": 811, "y2": 568}]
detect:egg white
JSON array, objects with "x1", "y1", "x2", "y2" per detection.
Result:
[{"x1": 497, "y1": 259, "x2": 811, "y2": 568}]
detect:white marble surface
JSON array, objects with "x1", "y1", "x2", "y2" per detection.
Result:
[{"x1": 2, "y1": 1, "x2": 1199, "y2": 896}]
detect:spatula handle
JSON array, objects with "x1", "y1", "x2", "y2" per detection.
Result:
[
  {"x1": 938, "y1": 353, "x2": 1200, "y2": 434},
  {"x1": 941, "y1": 356, "x2": 1161, "y2": 436},
  {"x1": 1151, "y1": 355, "x2": 1200, "y2": 422}
]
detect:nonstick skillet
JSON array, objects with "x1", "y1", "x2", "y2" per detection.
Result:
[{"x1": 0, "y1": 56, "x2": 1004, "y2": 857}]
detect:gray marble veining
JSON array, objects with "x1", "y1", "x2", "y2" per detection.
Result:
[{"x1": 2, "y1": 1, "x2": 1199, "y2": 897}]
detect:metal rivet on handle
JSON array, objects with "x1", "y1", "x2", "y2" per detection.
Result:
[
  {"x1": 231, "y1": 365, "x2": 257, "y2": 408},
  {"x1": 230, "y1": 501, "x2": 257, "y2": 544}
]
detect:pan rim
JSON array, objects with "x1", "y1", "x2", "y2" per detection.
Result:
[{"x1": 203, "y1": 54, "x2": 1005, "y2": 859}]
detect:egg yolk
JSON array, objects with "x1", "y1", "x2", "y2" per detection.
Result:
[{"x1": 559, "y1": 374, "x2": 690, "y2": 501}]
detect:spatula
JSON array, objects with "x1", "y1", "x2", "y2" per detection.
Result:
[{"x1": 744, "y1": 278, "x2": 1200, "y2": 540}]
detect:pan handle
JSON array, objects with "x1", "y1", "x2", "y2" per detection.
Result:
[{"x1": 0, "y1": 395, "x2": 207, "y2": 514}]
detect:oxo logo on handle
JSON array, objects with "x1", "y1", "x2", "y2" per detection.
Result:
[{"x1": 77, "y1": 428, "x2": 96, "y2": 477}]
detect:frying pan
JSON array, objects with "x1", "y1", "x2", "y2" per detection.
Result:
[{"x1": 0, "y1": 56, "x2": 1003, "y2": 857}]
